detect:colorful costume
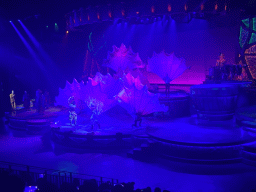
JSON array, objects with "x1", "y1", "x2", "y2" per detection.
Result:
[
  {"x1": 9, "y1": 90, "x2": 16, "y2": 111},
  {"x1": 68, "y1": 96, "x2": 77, "y2": 126}
]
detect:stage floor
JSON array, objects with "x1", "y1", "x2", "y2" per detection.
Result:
[
  {"x1": 146, "y1": 117, "x2": 254, "y2": 145},
  {"x1": 7, "y1": 105, "x2": 255, "y2": 147}
]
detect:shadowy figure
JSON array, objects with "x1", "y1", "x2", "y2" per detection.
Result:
[
  {"x1": 68, "y1": 96, "x2": 77, "y2": 126},
  {"x1": 133, "y1": 112, "x2": 142, "y2": 127},
  {"x1": 23, "y1": 91, "x2": 30, "y2": 110}
]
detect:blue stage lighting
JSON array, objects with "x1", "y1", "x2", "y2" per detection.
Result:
[
  {"x1": 9, "y1": 21, "x2": 12, "y2": 23},
  {"x1": 18, "y1": 20, "x2": 20, "y2": 21}
]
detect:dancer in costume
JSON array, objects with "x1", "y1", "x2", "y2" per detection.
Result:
[
  {"x1": 88, "y1": 98, "x2": 102, "y2": 130},
  {"x1": 9, "y1": 90, "x2": 16, "y2": 111},
  {"x1": 163, "y1": 73, "x2": 171, "y2": 96},
  {"x1": 68, "y1": 96, "x2": 77, "y2": 126},
  {"x1": 133, "y1": 112, "x2": 142, "y2": 127}
]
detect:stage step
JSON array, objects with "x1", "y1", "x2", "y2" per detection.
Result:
[
  {"x1": 127, "y1": 142, "x2": 157, "y2": 161},
  {"x1": 242, "y1": 142, "x2": 256, "y2": 166}
]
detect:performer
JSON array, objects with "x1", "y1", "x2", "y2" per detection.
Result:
[
  {"x1": 163, "y1": 73, "x2": 171, "y2": 96},
  {"x1": 216, "y1": 53, "x2": 227, "y2": 80},
  {"x1": 133, "y1": 112, "x2": 142, "y2": 127},
  {"x1": 44, "y1": 90, "x2": 50, "y2": 109},
  {"x1": 68, "y1": 96, "x2": 77, "y2": 126},
  {"x1": 88, "y1": 99, "x2": 101, "y2": 130},
  {"x1": 9, "y1": 90, "x2": 16, "y2": 111},
  {"x1": 35, "y1": 89, "x2": 43, "y2": 113},
  {"x1": 22, "y1": 91, "x2": 30, "y2": 110},
  {"x1": 216, "y1": 53, "x2": 227, "y2": 67}
]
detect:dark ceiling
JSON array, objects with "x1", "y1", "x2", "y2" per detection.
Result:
[{"x1": 1, "y1": 0, "x2": 255, "y2": 22}]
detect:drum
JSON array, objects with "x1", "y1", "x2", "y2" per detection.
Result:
[{"x1": 191, "y1": 84, "x2": 238, "y2": 120}]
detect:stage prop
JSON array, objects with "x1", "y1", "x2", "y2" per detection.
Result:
[
  {"x1": 147, "y1": 51, "x2": 189, "y2": 97},
  {"x1": 190, "y1": 84, "x2": 239, "y2": 120},
  {"x1": 55, "y1": 79, "x2": 86, "y2": 112},
  {"x1": 147, "y1": 51, "x2": 188, "y2": 83},
  {"x1": 118, "y1": 84, "x2": 168, "y2": 126},
  {"x1": 238, "y1": 17, "x2": 256, "y2": 81},
  {"x1": 104, "y1": 43, "x2": 145, "y2": 72}
]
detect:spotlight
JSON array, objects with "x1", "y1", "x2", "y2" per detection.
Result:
[
  {"x1": 66, "y1": 31, "x2": 69, "y2": 34},
  {"x1": 46, "y1": 26, "x2": 48, "y2": 28},
  {"x1": 18, "y1": 20, "x2": 20, "y2": 21},
  {"x1": 55, "y1": 23, "x2": 57, "y2": 26},
  {"x1": 108, "y1": 12, "x2": 112, "y2": 18},
  {"x1": 215, "y1": 4, "x2": 218, "y2": 11},
  {"x1": 122, "y1": 10, "x2": 125, "y2": 16},
  {"x1": 168, "y1": 4, "x2": 171, "y2": 12},
  {"x1": 201, "y1": 4, "x2": 204, "y2": 11},
  {"x1": 9, "y1": 21, "x2": 12, "y2": 22},
  {"x1": 136, "y1": 11, "x2": 139, "y2": 15},
  {"x1": 151, "y1": 6, "x2": 155, "y2": 13},
  {"x1": 184, "y1": 4, "x2": 188, "y2": 11},
  {"x1": 225, "y1": 4, "x2": 227, "y2": 11}
]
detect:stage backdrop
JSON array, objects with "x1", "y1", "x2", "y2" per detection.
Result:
[
  {"x1": 0, "y1": 11, "x2": 240, "y2": 104},
  {"x1": 56, "y1": 12, "x2": 240, "y2": 85}
]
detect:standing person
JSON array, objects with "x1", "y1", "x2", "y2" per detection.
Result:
[
  {"x1": 68, "y1": 96, "x2": 77, "y2": 126},
  {"x1": 23, "y1": 91, "x2": 30, "y2": 110},
  {"x1": 216, "y1": 53, "x2": 228, "y2": 80},
  {"x1": 9, "y1": 90, "x2": 16, "y2": 111},
  {"x1": 35, "y1": 89, "x2": 42, "y2": 113},
  {"x1": 44, "y1": 90, "x2": 50, "y2": 109},
  {"x1": 163, "y1": 73, "x2": 171, "y2": 97}
]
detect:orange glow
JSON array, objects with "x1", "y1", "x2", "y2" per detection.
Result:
[
  {"x1": 184, "y1": 4, "x2": 188, "y2": 11},
  {"x1": 136, "y1": 11, "x2": 139, "y2": 14},
  {"x1": 201, "y1": 4, "x2": 204, "y2": 11},
  {"x1": 97, "y1": 13, "x2": 100, "y2": 20},
  {"x1": 66, "y1": 31, "x2": 69, "y2": 34},
  {"x1": 215, "y1": 4, "x2": 218, "y2": 10},
  {"x1": 168, "y1": 4, "x2": 171, "y2": 12},
  {"x1": 225, "y1": 4, "x2": 227, "y2": 11},
  {"x1": 151, "y1": 6, "x2": 155, "y2": 13},
  {"x1": 108, "y1": 12, "x2": 112, "y2": 18}
]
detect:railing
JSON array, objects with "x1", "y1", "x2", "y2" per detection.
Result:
[{"x1": 0, "y1": 161, "x2": 118, "y2": 188}]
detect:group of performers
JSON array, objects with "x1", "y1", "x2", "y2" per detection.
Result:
[
  {"x1": 9, "y1": 89, "x2": 51, "y2": 115},
  {"x1": 209, "y1": 53, "x2": 245, "y2": 81}
]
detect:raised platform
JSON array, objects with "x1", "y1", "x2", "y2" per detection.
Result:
[{"x1": 6, "y1": 107, "x2": 66, "y2": 134}]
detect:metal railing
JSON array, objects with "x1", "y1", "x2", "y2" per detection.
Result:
[{"x1": 0, "y1": 161, "x2": 118, "y2": 188}]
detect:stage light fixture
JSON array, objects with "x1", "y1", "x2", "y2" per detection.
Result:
[
  {"x1": 9, "y1": 21, "x2": 12, "y2": 22},
  {"x1": 18, "y1": 20, "x2": 20, "y2": 21},
  {"x1": 201, "y1": 4, "x2": 204, "y2": 11},
  {"x1": 151, "y1": 6, "x2": 155, "y2": 13},
  {"x1": 168, "y1": 4, "x2": 171, "y2": 12},
  {"x1": 184, "y1": 4, "x2": 188, "y2": 11},
  {"x1": 66, "y1": 31, "x2": 69, "y2": 34},
  {"x1": 55, "y1": 23, "x2": 57, "y2": 26},
  {"x1": 215, "y1": 4, "x2": 218, "y2": 11}
]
